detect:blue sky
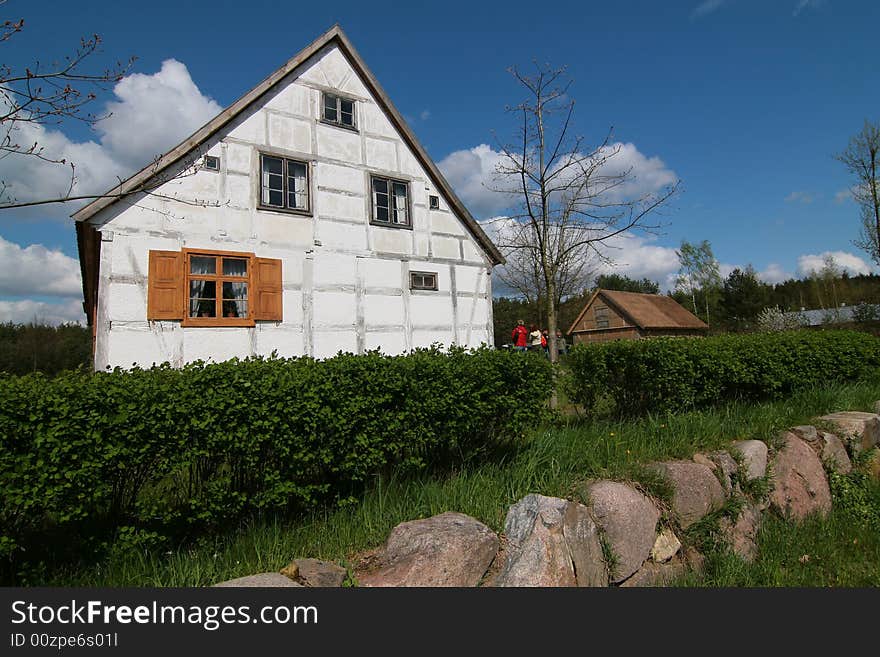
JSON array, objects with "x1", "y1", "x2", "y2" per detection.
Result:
[{"x1": 1, "y1": 0, "x2": 878, "y2": 322}]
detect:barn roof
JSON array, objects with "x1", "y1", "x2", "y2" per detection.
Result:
[
  {"x1": 71, "y1": 24, "x2": 504, "y2": 266},
  {"x1": 567, "y1": 289, "x2": 708, "y2": 334}
]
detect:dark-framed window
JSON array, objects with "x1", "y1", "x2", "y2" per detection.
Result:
[
  {"x1": 260, "y1": 154, "x2": 309, "y2": 212},
  {"x1": 203, "y1": 155, "x2": 220, "y2": 171},
  {"x1": 322, "y1": 92, "x2": 356, "y2": 129},
  {"x1": 371, "y1": 175, "x2": 410, "y2": 227},
  {"x1": 410, "y1": 271, "x2": 438, "y2": 291},
  {"x1": 429, "y1": 195, "x2": 440, "y2": 210}
]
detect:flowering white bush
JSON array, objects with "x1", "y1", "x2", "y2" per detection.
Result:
[{"x1": 756, "y1": 306, "x2": 807, "y2": 332}]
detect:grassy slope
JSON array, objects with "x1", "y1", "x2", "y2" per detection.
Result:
[{"x1": 45, "y1": 378, "x2": 880, "y2": 587}]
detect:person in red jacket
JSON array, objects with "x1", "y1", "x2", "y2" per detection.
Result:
[{"x1": 511, "y1": 319, "x2": 528, "y2": 351}]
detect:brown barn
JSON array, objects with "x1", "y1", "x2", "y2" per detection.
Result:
[{"x1": 567, "y1": 289, "x2": 708, "y2": 345}]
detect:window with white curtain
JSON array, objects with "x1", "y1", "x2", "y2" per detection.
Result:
[
  {"x1": 187, "y1": 252, "x2": 250, "y2": 321},
  {"x1": 371, "y1": 175, "x2": 410, "y2": 228},
  {"x1": 260, "y1": 154, "x2": 309, "y2": 212}
]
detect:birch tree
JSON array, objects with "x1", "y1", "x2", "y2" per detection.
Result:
[
  {"x1": 491, "y1": 64, "x2": 680, "y2": 362},
  {"x1": 836, "y1": 119, "x2": 880, "y2": 266}
]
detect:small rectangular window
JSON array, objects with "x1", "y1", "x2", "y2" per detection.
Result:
[
  {"x1": 371, "y1": 175, "x2": 410, "y2": 228},
  {"x1": 429, "y1": 195, "x2": 440, "y2": 210},
  {"x1": 203, "y1": 155, "x2": 220, "y2": 171},
  {"x1": 595, "y1": 305, "x2": 609, "y2": 329},
  {"x1": 260, "y1": 154, "x2": 309, "y2": 212},
  {"x1": 410, "y1": 271, "x2": 438, "y2": 291},
  {"x1": 322, "y1": 92, "x2": 356, "y2": 129}
]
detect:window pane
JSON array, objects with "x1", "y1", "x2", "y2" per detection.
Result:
[
  {"x1": 262, "y1": 156, "x2": 284, "y2": 206},
  {"x1": 373, "y1": 177, "x2": 390, "y2": 222},
  {"x1": 222, "y1": 258, "x2": 248, "y2": 277},
  {"x1": 189, "y1": 280, "x2": 216, "y2": 317},
  {"x1": 340, "y1": 98, "x2": 354, "y2": 126},
  {"x1": 222, "y1": 282, "x2": 248, "y2": 318},
  {"x1": 190, "y1": 256, "x2": 216, "y2": 275},
  {"x1": 287, "y1": 160, "x2": 308, "y2": 209},
  {"x1": 323, "y1": 94, "x2": 338, "y2": 122},
  {"x1": 392, "y1": 182, "x2": 408, "y2": 225}
]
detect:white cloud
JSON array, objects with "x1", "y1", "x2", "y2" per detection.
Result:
[
  {"x1": 419, "y1": 109, "x2": 431, "y2": 121},
  {"x1": 793, "y1": 0, "x2": 823, "y2": 17},
  {"x1": 0, "y1": 298, "x2": 84, "y2": 325},
  {"x1": 0, "y1": 59, "x2": 221, "y2": 217},
  {"x1": 834, "y1": 187, "x2": 854, "y2": 204},
  {"x1": 439, "y1": 145, "x2": 512, "y2": 218},
  {"x1": 758, "y1": 263, "x2": 794, "y2": 284},
  {"x1": 597, "y1": 233, "x2": 682, "y2": 289},
  {"x1": 797, "y1": 251, "x2": 872, "y2": 277},
  {"x1": 0, "y1": 236, "x2": 82, "y2": 297},
  {"x1": 439, "y1": 142, "x2": 677, "y2": 220},
  {"x1": 97, "y1": 60, "x2": 222, "y2": 169},
  {"x1": 785, "y1": 191, "x2": 814, "y2": 204},
  {"x1": 691, "y1": 0, "x2": 727, "y2": 20}
]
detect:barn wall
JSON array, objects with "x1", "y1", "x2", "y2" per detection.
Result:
[{"x1": 88, "y1": 43, "x2": 493, "y2": 369}]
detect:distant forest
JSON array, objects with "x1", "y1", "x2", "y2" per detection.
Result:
[{"x1": 0, "y1": 323, "x2": 91, "y2": 375}]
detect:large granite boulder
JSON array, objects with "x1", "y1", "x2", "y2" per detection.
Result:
[
  {"x1": 493, "y1": 494, "x2": 607, "y2": 587},
  {"x1": 818, "y1": 411, "x2": 880, "y2": 453},
  {"x1": 769, "y1": 432, "x2": 831, "y2": 519},
  {"x1": 357, "y1": 512, "x2": 499, "y2": 587},
  {"x1": 586, "y1": 481, "x2": 660, "y2": 584},
  {"x1": 213, "y1": 573, "x2": 303, "y2": 587},
  {"x1": 731, "y1": 440, "x2": 768, "y2": 482},
  {"x1": 649, "y1": 461, "x2": 726, "y2": 528}
]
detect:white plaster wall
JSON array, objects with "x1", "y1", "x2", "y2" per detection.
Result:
[{"x1": 90, "y1": 42, "x2": 495, "y2": 369}]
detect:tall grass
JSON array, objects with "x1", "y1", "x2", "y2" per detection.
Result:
[{"x1": 41, "y1": 378, "x2": 880, "y2": 587}]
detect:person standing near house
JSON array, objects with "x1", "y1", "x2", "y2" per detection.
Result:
[
  {"x1": 556, "y1": 329, "x2": 568, "y2": 357},
  {"x1": 528, "y1": 324, "x2": 543, "y2": 352},
  {"x1": 511, "y1": 320, "x2": 529, "y2": 351}
]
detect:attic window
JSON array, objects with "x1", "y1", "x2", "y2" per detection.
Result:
[
  {"x1": 595, "y1": 304, "x2": 609, "y2": 329},
  {"x1": 410, "y1": 271, "x2": 437, "y2": 291},
  {"x1": 203, "y1": 155, "x2": 220, "y2": 171},
  {"x1": 322, "y1": 92, "x2": 356, "y2": 129},
  {"x1": 429, "y1": 195, "x2": 440, "y2": 210}
]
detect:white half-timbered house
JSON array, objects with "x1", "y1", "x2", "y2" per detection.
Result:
[{"x1": 74, "y1": 25, "x2": 504, "y2": 369}]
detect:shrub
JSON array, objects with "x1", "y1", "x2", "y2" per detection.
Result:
[
  {"x1": 566, "y1": 330, "x2": 880, "y2": 416},
  {"x1": 0, "y1": 347, "x2": 553, "y2": 575}
]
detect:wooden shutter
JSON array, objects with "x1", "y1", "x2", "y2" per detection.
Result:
[
  {"x1": 253, "y1": 257, "x2": 283, "y2": 321},
  {"x1": 147, "y1": 250, "x2": 184, "y2": 320}
]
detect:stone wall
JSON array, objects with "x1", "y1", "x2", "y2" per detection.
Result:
[{"x1": 214, "y1": 410, "x2": 880, "y2": 588}]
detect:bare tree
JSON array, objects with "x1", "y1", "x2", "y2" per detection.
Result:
[
  {"x1": 836, "y1": 119, "x2": 880, "y2": 266},
  {"x1": 494, "y1": 220, "x2": 598, "y2": 325},
  {"x1": 490, "y1": 63, "x2": 680, "y2": 364},
  {"x1": 0, "y1": 6, "x2": 223, "y2": 213},
  {"x1": 0, "y1": 4, "x2": 136, "y2": 206}
]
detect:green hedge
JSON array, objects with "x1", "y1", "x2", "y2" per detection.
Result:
[
  {"x1": 0, "y1": 347, "x2": 552, "y2": 569},
  {"x1": 565, "y1": 330, "x2": 880, "y2": 416}
]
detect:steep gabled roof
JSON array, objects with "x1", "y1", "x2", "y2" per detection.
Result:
[
  {"x1": 567, "y1": 289, "x2": 708, "y2": 334},
  {"x1": 71, "y1": 25, "x2": 504, "y2": 266}
]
